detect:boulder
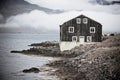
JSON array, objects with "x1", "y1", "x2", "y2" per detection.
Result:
[{"x1": 22, "y1": 67, "x2": 40, "y2": 73}]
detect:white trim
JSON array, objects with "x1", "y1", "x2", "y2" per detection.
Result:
[
  {"x1": 68, "y1": 27, "x2": 74, "y2": 33},
  {"x1": 72, "y1": 36, "x2": 77, "y2": 42},
  {"x1": 76, "y1": 18, "x2": 81, "y2": 24},
  {"x1": 90, "y1": 27, "x2": 95, "y2": 33},
  {"x1": 83, "y1": 18, "x2": 88, "y2": 24},
  {"x1": 87, "y1": 36, "x2": 92, "y2": 42}
]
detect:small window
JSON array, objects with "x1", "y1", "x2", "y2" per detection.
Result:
[
  {"x1": 72, "y1": 36, "x2": 77, "y2": 42},
  {"x1": 87, "y1": 36, "x2": 92, "y2": 42},
  {"x1": 68, "y1": 27, "x2": 74, "y2": 33},
  {"x1": 90, "y1": 27, "x2": 95, "y2": 33},
  {"x1": 83, "y1": 18, "x2": 88, "y2": 24},
  {"x1": 76, "y1": 18, "x2": 81, "y2": 24}
]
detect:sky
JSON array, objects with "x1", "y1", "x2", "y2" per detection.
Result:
[
  {"x1": 24, "y1": 0, "x2": 120, "y2": 11},
  {"x1": 0, "y1": 0, "x2": 120, "y2": 33}
]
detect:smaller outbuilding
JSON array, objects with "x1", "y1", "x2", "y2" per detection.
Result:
[{"x1": 59, "y1": 14, "x2": 102, "y2": 51}]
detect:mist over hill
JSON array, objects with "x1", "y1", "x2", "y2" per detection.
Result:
[
  {"x1": 0, "y1": 0, "x2": 120, "y2": 33},
  {"x1": 0, "y1": 0, "x2": 63, "y2": 23},
  {"x1": 89, "y1": 0, "x2": 120, "y2": 5}
]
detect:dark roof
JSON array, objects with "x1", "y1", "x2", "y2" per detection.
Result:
[{"x1": 62, "y1": 14, "x2": 102, "y2": 26}]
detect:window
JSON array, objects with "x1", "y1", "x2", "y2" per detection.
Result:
[
  {"x1": 90, "y1": 27, "x2": 95, "y2": 33},
  {"x1": 87, "y1": 36, "x2": 92, "y2": 42},
  {"x1": 72, "y1": 36, "x2": 77, "y2": 42},
  {"x1": 76, "y1": 18, "x2": 81, "y2": 24},
  {"x1": 68, "y1": 27, "x2": 74, "y2": 33},
  {"x1": 83, "y1": 18, "x2": 88, "y2": 24}
]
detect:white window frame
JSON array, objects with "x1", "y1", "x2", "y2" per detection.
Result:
[
  {"x1": 87, "y1": 36, "x2": 92, "y2": 42},
  {"x1": 90, "y1": 27, "x2": 95, "y2": 33},
  {"x1": 68, "y1": 27, "x2": 74, "y2": 33},
  {"x1": 72, "y1": 36, "x2": 77, "y2": 42},
  {"x1": 76, "y1": 18, "x2": 81, "y2": 24},
  {"x1": 83, "y1": 18, "x2": 88, "y2": 24}
]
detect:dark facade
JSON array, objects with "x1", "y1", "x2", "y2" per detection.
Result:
[{"x1": 60, "y1": 15, "x2": 102, "y2": 42}]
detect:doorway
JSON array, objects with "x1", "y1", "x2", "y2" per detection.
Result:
[
  {"x1": 87, "y1": 36, "x2": 92, "y2": 42},
  {"x1": 79, "y1": 36, "x2": 85, "y2": 44}
]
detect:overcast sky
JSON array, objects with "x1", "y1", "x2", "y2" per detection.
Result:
[
  {"x1": 25, "y1": 0, "x2": 120, "y2": 11},
  {"x1": 0, "y1": 0, "x2": 120, "y2": 33}
]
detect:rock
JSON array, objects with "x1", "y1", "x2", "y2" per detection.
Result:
[
  {"x1": 22, "y1": 67, "x2": 40, "y2": 73},
  {"x1": 11, "y1": 50, "x2": 23, "y2": 53},
  {"x1": 30, "y1": 41, "x2": 59, "y2": 47}
]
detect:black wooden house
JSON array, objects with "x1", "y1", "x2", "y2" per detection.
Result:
[
  {"x1": 60, "y1": 15, "x2": 102, "y2": 42},
  {"x1": 59, "y1": 15, "x2": 102, "y2": 51}
]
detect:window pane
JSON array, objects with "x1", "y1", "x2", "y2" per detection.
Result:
[
  {"x1": 70, "y1": 28, "x2": 73, "y2": 32},
  {"x1": 90, "y1": 27, "x2": 95, "y2": 33}
]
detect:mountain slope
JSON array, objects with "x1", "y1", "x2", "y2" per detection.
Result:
[
  {"x1": 89, "y1": 0, "x2": 120, "y2": 5},
  {"x1": 0, "y1": 0, "x2": 62, "y2": 23}
]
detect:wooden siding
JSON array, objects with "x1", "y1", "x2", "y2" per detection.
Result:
[{"x1": 60, "y1": 15, "x2": 102, "y2": 42}]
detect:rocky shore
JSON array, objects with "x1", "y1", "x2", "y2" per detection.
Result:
[
  {"x1": 11, "y1": 34, "x2": 120, "y2": 80},
  {"x1": 11, "y1": 41, "x2": 83, "y2": 58}
]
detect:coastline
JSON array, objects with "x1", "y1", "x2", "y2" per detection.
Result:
[{"x1": 11, "y1": 34, "x2": 120, "y2": 80}]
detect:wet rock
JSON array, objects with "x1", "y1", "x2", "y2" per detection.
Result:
[{"x1": 22, "y1": 67, "x2": 40, "y2": 73}]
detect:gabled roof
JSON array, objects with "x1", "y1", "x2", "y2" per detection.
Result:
[
  {"x1": 62, "y1": 14, "x2": 102, "y2": 26},
  {"x1": 78, "y1": 14, "x2": 102, "y2": 25}
]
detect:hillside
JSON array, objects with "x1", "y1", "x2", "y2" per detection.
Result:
[
  {"x1": 11, "y1": 34, "x2": 120, "y2": 80},
  {"x1": 47, "y1": 34, "x2": 120, "y2": 80},
  {"x1": 90, "y1": 0, "x2": 120, "y2": 5},
  {"x1": 0, "y1": 0, "x2": 62, "y2": 23}
]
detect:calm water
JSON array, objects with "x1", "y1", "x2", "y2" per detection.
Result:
[{"x1": 0, "y1": 33, "x2": 59, "y2": 80}]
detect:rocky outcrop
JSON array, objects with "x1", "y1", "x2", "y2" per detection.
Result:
[
  {"x1": 22, "y1": 67, "x2": 40, "y2": 73},
  {"x1": 11, "y1": 41, "x2": 85, "y2": 57},
  {"x1": 30, "y1": 41, "x2": 59, "y2": 47},
  {"x1": 11, "y1": 34, "x2": 120, "y2": 80},
  {"x1": 11, "y1": 41, "x2": 61, "y2": 57}
]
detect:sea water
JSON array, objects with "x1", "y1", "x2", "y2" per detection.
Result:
[{"x1": 0, "y1": 33, "x2": 59, "y2": 80}]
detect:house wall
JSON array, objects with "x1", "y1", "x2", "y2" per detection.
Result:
[
  {"x1": 60, "y1": 41, "x2": 80, "y2": 51},
  {"x1": 60, "y1": 15, "x2": 102, "y2": 42},
  {"x1": 60, "y1": 41, "x2": 99, "y2": 51}
]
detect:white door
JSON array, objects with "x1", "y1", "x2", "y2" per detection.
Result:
[{"x1": 79, "y1": 36, "x2": 85, "y2": 44}]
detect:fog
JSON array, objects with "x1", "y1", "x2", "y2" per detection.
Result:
[
  {"x1": 25, "y1": 0, "x2": 120, "y2": 13},
  {"x1": 0, "y1": 0, "x2": 120, "y2": 33},
  {"x1": 0, "y1": 10, "x2": 120, "y2": 33}
]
